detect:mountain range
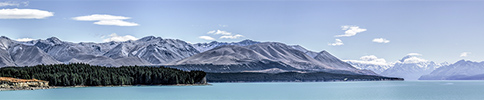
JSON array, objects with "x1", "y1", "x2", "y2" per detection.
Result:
[
  {"x1": 379, "y1": 55, "x2": 442, "y2": 80},
  {"x1": 419, "y1": 60, "x2": 484, "y2": 80},
  {"x1": 346, "y1": 54, "x2": 484, "y2": 80},
  {"x1": 0, "y1": 36, "x2": 376, "y2": 76},
  {"x1": 4, "y1": 35, "x2": 480, "y2": 80}
]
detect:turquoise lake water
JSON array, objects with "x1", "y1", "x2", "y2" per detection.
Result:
[{"x1": 1, "y1": 81, "x2": 484, "y2": 100}]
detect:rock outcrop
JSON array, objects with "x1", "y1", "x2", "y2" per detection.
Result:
[{"x1": 0, "y1": 77, "x2": 50, "y2": 90}]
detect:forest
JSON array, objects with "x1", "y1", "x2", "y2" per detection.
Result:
[
  {"x1": 0, "y1": 63, "x2": 206, "y2": 86},
  {"x1": 206, "y1": 72, "x2": 403, "y2": 82}
]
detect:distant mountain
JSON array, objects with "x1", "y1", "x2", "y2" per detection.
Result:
[
  {"x1": 170, "y1": 42, "x2": 376, "y2": 75},
  {"x1": 347, "y1": 55, "x2": 444, "y2": 80},
  {"x1": 380, "y1": 55, "x2": 442, "y2": 80},
  {"x1": 345, "y1": 61, "x2": 391, "y2": 74},
  {"x1": 0, "y1": 36, "x2": 61, "y2": 66},
  {"x1": 344, "y1": 55, "x2": 392, "y2": 74},
  {"x1": 419, "y1": 60, "x2": 484, "y2": 80}
]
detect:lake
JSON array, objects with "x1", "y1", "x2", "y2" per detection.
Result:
[{"x1": 1, "y1": 81, "x2": 484, "y2": 100}]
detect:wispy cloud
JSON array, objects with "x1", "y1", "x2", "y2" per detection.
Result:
[
  {"x1": 401, "y1": 56, "x2": 428, "y2": 64},
  {"x1": 328, "y1": 39, "x2": 344, "y2": 46},
  {"x1": 0, "y1": 8, "x2": 54, "y2": 19},
  {"x1": 102, "y1": 33, "x2": 138, "y2": 42},
  {"x1": 199, "y1": 36, "x2": 216, "y2": 41},
  {"x1": 372, "y1": 38, "x2": 390, "y2": 43},
  {"x1": 94, "y1": 20, "x2": 138, "y2": 26},
  {"x1": 220, "y1": 34, "x2": 243, "y2": 39},
  {"x1": 0, "y1": 1, "x2": 28, "y2": 7},
  {"x1": 205, "y1": 30, "x2": 244, "y2": 40},
  {"x1": 407, "y1": 53, "x2": 422, "y2": 56},
  {"x1": 72, "y1": 14, "x2": 139, "y2": 26},
  {"x1": 15, "y1": 38, "x2": 35, "y2": 42},
  {"x1": 460, "y1": 52, "x2": 471, "y2": 57},
  {"x1": 207, "y1": 30, "x2": 232, "y2": 35},
  {"x1": 335, "y1": 25, "x2": 367, "y2": 37}
]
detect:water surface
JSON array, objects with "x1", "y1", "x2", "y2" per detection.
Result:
[{"x1": 1, "y1": 81, "x2": 484, "y2": 100}]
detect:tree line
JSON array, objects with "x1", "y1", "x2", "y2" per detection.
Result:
[
  {"x1": 0, "y1": 63, "x2": 206, "y2": 86},
  {"x1": 206, "y1": 72, "x2": 403, "y2": 82}
]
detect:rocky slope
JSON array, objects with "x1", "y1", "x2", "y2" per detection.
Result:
[
  {"x1": 15, "y1": 36, "x2": 198, "y2": 67},
  {"x1": 171, "y1": 42, "x2": 376, "y2": 75},
  {"x1": 0, "y1": 77, "x2": 50, "y2": 91},
  {"x1": 0, "y1": 36, "x2": 61, "y2": 67}
]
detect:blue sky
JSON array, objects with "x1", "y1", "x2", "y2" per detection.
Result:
[{"x1": 1, "y1": 0, "x2": 484, "y2": 63}]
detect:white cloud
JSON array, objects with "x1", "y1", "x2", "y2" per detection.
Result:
[
  {"x1": 207, "y1": 30, "x2": 232, "y2": 35},
  {"x1": 72, "y1": 14, "x2": 129, "y2": 21},
  {"x1": 220, "y1": 34, "x2": 243, "y2": 39},
  {"x1": 345, "y1": 55, "x2": 389, "y2": 65},
  {"x1": 102, "y1": 33, "x2": 138, "y2": 42},
  {"x1": 460, "y1": 52, "x2": 471, "y2": 57},
  {"x1": 72, "y1": 14, "x2": 139, "y2": 26},
  {"x1": 401, "y1": 56, "x2": 428, "y2": 64},
  {"x1": 407, "y1": 53, "x2": 422, "y2": 56},
  {"x1": 205, "y1": 30, "x2": 244, "y2": 39},
  {"x1": 0, "y1": 8, "x2": 54, "y2": 19},
  {"x1": 199, "y1": 36, "x2": 216, "y2": 41},
  {"x1": 328, "y1": 39, "x2": 344, "y2": 46},
  {"x1": 15, "y1": 38, "x2": 35, "y2": 42},
  {"x1": 0, "y1": 1, "x2": 28, "y2": 7},
  {"x1": 94, "y1": 20, "x2": 139, "y2": 26},
  {"x1": 372, "y1": 38, "x2": 390, "y2": 43},
  {"x1": 335, "y1": 25, "x2": 367, "y2": 37},
  {"x1": 0, "y1": 2, "x2": 18, "y2": 7}
]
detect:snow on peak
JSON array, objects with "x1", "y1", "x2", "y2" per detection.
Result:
[
  {"x1": 138, "y1": 36, "x2": 162, "y2": 42},
  {"x1": 239, "y1": 39, "x2": 259, "y2": 44},
  {"x1": 46, "y1": 37, "x2": 64, "y2": 44}
]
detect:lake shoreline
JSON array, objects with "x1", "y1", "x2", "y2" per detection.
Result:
[{"x1": 0, "y1": 83, "x2": 211, "y2": 91}]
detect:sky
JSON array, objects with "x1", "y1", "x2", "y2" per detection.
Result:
[{"x1": 1, "y1": 0, "x2": 484, "y2": 64}]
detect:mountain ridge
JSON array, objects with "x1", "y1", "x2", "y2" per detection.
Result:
[{"x1": 0, "y1": 36, "x2": 377, "y2": 76}]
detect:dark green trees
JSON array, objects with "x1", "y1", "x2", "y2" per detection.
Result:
[{"x1": 0, "y1": 63, "x2": 206, "y2": 86}]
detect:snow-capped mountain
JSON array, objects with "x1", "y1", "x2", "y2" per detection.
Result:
[
  {"x1": 32, "y1": 37, "x2": 121, "y2": 62},
  {"x1": 0, "y1": 36, "x2": 379, "y2": 76},
  {"x1": 7, "y1": 36, "x2": 199, "y2": 67},
  {"x1": 419, "y1": 60, "x2": 484, "y2": 80},
  {"x1": 0, "y1": 36, "x2": 61, "y2": 67},
  {"x1": 103, "y1": 36, "x2": 200, "y2": 64},
  {"x1": 380, "y1": 55, "x2": 442, "y2": 80},
  {"x1": 346, "y1": 54, "x2": 445, "y2": 80},
  {"x1": 171, "y1": 42, "x2": 376, "y2": 75},
  {"x1": 191, "y1": 39, "x2": 260, "y2": 52},
  {"x1": 345, "y1": 55, "x2": 392, "y2": 74},
  {"x1": 192, "y1": 40, "x2": 321, "y2": 58}
]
